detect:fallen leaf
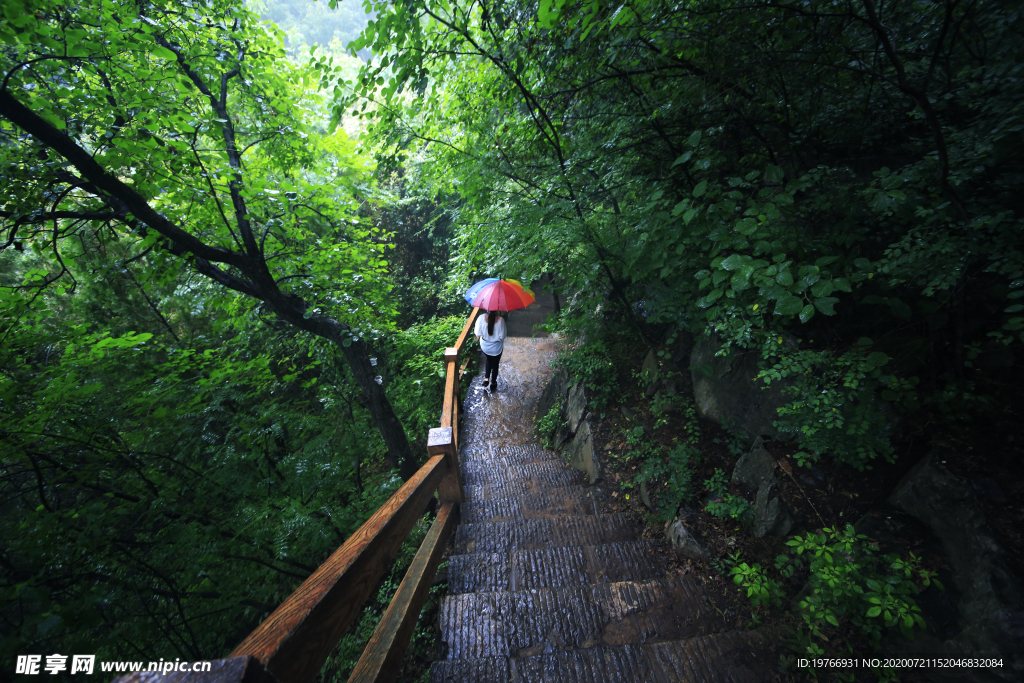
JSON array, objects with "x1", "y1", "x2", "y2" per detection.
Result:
[{"x1": 778, "y1": 459, "x2": 793, "y2": 475}]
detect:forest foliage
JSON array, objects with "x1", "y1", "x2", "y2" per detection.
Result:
[
  {"x1": 342, "y1": 0, "x2": 1023, "y2": 469},
  {"x1": 0, "y1": 0, "x2": 459, "y2": 670},
  {"x1": 2, "y1": 0, "x2": 1023, "y2": 675}
]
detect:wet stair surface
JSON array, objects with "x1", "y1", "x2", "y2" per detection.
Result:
[{"x1": 431, "y1": 337, "x2": 784, "y2": 683}]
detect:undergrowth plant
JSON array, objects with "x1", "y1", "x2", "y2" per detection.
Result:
[
  {"x1": 730, "y1": 560, "x2": 785, "y2": 608},
  {"x1": 636, "y1": 440, "x2": 697, "y2": 523},
  {"x1": 551, "y1": 338, "x2": 618, "y2": 412},
  {"x1": 782, "y1": 524, "x2": 939, "y2": 647},
  {"x1": 756, "y1": 337, "x2": 922, "y2": 470},
  {"x1": 536, "y1": 404, "x2": 561, "y2": 449},
  {"x1": 729, "y1": 525, "x2": 939, "y2": 676},
  {"x1": 703, "y1": 468, "x2": 754, "y2": 525}
]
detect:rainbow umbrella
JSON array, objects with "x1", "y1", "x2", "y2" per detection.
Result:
[
  {"x1": 463, "y1": 278, "x2": 499, "y2": 304},
  {"x1": 465, "y1": 278, "x2": 536, "y2": 311}
]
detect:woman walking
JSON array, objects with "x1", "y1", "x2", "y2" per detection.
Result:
[{"x1": 474, "y1": 309, "x2": 506, "y2": 392}]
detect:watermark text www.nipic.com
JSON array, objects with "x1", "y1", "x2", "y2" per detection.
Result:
[{"x1": 16, "y1": 655, "x2": 213, "y2": 675}]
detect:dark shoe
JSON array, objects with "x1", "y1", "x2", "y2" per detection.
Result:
[{"x1": 489, "y1": 380, "x2": 497, "y2": 392}]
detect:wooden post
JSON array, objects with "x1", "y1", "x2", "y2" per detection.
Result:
[
  {"x1": 347, "y1": 503, "x2": 458, "y2": 683},
  {"x1": 427, "y1": 427, "x2": 463, "y2": 504},
  {"x1": 440, "y1": 353, "x2": 457, "y2": 430}
]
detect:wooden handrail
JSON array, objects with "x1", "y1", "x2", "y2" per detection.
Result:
[
  {"x1": 454, "y1": 306, "x2": 480, "y2": 355},
  {"x1": 230, "y1": 454, "x2": 449, "y2": 683},
  {"x1": 130, "y1": 308, "x2": 481, "y2": 683},
  {"x1": 348, "y1": 502, "x2": 458, "y2": 683}
]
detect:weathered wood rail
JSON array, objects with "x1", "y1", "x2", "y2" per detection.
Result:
[{"x1": 116, "y1": 308, "x2": 480, "y2": 683}]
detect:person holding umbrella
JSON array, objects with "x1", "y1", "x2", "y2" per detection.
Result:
[
  {"x1": 474, "y1": 309, "x2": 506, "y2": 392},
  {"x1": 465, "y1": 278, "x2": 535, "y2": 392}
]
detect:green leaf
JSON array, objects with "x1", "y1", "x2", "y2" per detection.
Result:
[
  {"x1": 775, "y1": 296, "x2": 803, "y2": 316},
  {"x1": 810, "y1": 280, "x2": 834, "y2": 298},
  {"x1": 866, "y1": 606, "x2": 882, "y2": 618},
  {"x1": 672, "y1": 151, "x2": 693, "y2": 168},
  {"x1": 152, "y1": 44, "x2": 177, "y2": 61},
  {"x1": 866, "y1": 352, "x2": 889, "y2": 366},
  {"x1": 687, "y1": 130, "x2": 702, "y2": 147},
  {"x1": 814, "y1": 297, "x2": 839, "y2": 316},
  {"x1": 692, "y1": 180, "x2": 707, "y2": 197},
  {"x1": 720, "y1": 254, "x2": 746, "y2": 271},
  {"x1": 799, "y1": 304, "x2": 815, "y2": 323},
  {"x1": 775, "y1": 270, "x2": 794, "y2": 287},
  {"x1": 765, "y1": 165, "x2": 783, "y2": 183}
]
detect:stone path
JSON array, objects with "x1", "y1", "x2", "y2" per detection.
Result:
[{"x1": 430, "y1": 337, "x2": 785, "y2": 682}]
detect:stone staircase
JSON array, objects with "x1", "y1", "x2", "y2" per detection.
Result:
[{"x1": 430, "y1": 338, "x2": 785, "y2": 683}]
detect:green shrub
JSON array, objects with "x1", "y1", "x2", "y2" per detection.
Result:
[
  {"x1": 731, "y1": 560, "x2": 785, "y2": 608},
  {"x1": 387, "y1": 316, "x2": 467, "y2": 436},
  {"x1": 552, "y1": 339, "x2": 618, "y2": 411},
  {"x1": 781, "y1": 524, "x2": 940, "y2": 647},
  {"x1": 703, "y1": 468, "x2": 754, "y2": 525},
  {"x1": 757, "y1": 340, "x2": 914, "y2": 470},
  {"x1": 536, "y1": 404, "x2": 561, "y2": 449},
  {"x1": 636, "y1": 439, "x2": 697, "y2": 522}
]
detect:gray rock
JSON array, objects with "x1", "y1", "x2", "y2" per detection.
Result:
[
  {"x1": 536, "y1": 366, "x2": 568, "y2": 426},
  {"x1": 885, "y1": 452, "x2": 1024, "y2": 682},
  {"x1": 752, "y1": 479, "x2": 794, "y2": 538},
  {"x1": 731, "y1": 436, "x2": 777, "y2": 491},
  {"x1": 565, "y1": 381, "x2": 587, "y2": 434},
  {"x1": 690, "y1": 337, "x2": 791, "y2": 445},
  {"x1": 666, "y1": 519, "x2": 711, "y2": 562},
  {"x1": 620, "y1": 405, "x2": 638, "y2": 421},
  {"x1": 640, "y1": 479, "x2": 656, "y2": 511},
  {"x1": 566, "y1": 420, "x2": 599, "y2": 484},
  {"x1": 553, "y1": 421, "x2": 573, "y2": 449},
  {"x1": 641, "y1": 348, "x2": 661, "y2": 398}
]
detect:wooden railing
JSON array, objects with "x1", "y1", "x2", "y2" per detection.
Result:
[{"x1": 118, "y1": 309, "x2": 480, "y2": 683}]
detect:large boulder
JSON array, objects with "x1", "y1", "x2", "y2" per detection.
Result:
[
  {"x1": 752, "y1": 479, "x2": 794, "y2": 538},
  {"x1": 565, "y1": 381, "x2": 587, "y2": 433},
  {"x1": 537, "y1": 366, "x2": 568, "y2": 424},
  {"x1": 566, "y1": 419, "x2": 599, "y2": 484},
  {"x1": 884, "y1": 452, "x2": 1024, "y2": 682},
  {"x1": 690, "y1": 336, "x2": 791, "y2": 445},
  {"x1": 731, "y1": 436, "x2": 778, "y2": 491}
]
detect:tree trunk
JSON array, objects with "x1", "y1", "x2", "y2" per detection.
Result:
[{"x1": 275, "y1": 304, "x2": 418, "y2": 481}]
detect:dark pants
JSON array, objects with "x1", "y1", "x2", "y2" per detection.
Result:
[{"x1": 484, "y1": 352, "x2": 502, "y2": 384}]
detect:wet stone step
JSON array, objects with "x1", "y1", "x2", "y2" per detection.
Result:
[
  {"x1": 515, "y1": 643, "x2": 651, "y2": 683},
  {"x1": 460, "y1": 442, "x2": 548, "y2": 465},
  {"x1": 521, "y1": 487, "x2": 595, "y2": 517},
  {"x1": 429, "y1": 657, "x2": 509, "y2": 683},
  {"x1": 447, "y1": 540, "x2": 664, "y2": 594},
  {"x1": 452, "y1": 514, "x2": 638, "y2": 555},
  {"x1": 460, "y1": 486, "x2": 594, "y2": 523},
  {"x1": 461, "y1": 459, "x2": 566, "y2": 488},
  {"x1": 644, "y1": 628, "x2": 786, "y2": 683},
  {"x1": 437, "y1": 576, "x2": 727, "y2": 660},
  {"x1": 431, "y1": 629, "x2": 785, "y2": 683},
  {"x1": 590, "y1": 540, "x2": 665, "y2": 584},
  {"x1": 464, "y1": 469, "x2": 584, "y2": 501}
]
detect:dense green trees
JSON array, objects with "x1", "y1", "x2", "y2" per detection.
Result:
[
  {"x1": 343, "y1": 0, "x2": 1023, "y2": 467},
  {"x1": 0, "y1": 0, "x2": 419, "y2": 476},
  {"x1": 0, "y1": 0, "x2": 458, "y2": 668},
  {"x1": 3, "y1": 0, "x2": 1022, "y2": 672}
]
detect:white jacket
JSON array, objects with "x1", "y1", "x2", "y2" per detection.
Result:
[{"x1": 475, "y1": 314, "x2": 506, "y2": 356}]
